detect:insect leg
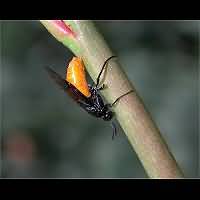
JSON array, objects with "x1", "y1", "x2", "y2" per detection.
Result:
[
  {"x1": 111, "y1": 121, "x2": 117, "y2": 140},
  {"x1": 95, "y1": 55, "x2": 117, "y2": 88}
]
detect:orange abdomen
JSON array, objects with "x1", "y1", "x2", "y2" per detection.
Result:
[{"x1": 66, "y1": 57, "x2": 91, "y2": 98}]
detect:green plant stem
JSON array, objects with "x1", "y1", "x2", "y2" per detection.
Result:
[{"x1": 41, "y1": 20, "x2": 184, "y2": 178}]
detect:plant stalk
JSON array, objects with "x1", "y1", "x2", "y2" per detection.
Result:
[{"x1": 41, "y1": 20, "x2": 184, "y2": 178}]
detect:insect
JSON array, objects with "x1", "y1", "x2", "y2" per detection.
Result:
[{"x1": 45, "y1": 56, "x2": 133, "y2": 139}]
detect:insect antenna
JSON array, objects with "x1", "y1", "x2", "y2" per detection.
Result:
[
  {"x1": 109, "y1": 90, "x2": 134, "y2": 139},
  {"x1": 111, "y1": 90, "x2": 134, "y2": 107},
  {"x1": 96, "y1": 55, "x2": 117, "y2": 88}
]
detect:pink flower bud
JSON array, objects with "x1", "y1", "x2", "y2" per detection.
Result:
[{"x1": 41, "y1": 20, "x2": 76, "y2": 41}]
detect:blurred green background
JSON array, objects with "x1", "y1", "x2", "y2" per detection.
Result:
[{"x1": 0, "y1": 21, "x2": 198, "y2": 178}]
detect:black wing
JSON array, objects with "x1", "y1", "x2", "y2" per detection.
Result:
[
  {"x1": 45, "y1": 66, "x2": 89, "y2": 103},
  {"x1": 45, "y1": 66, "x2": 69, "y2": 92}
]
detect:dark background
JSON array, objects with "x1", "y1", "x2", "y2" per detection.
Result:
[{"x1": 0, "y1": 21, "x2": 198, "y2": 178}]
